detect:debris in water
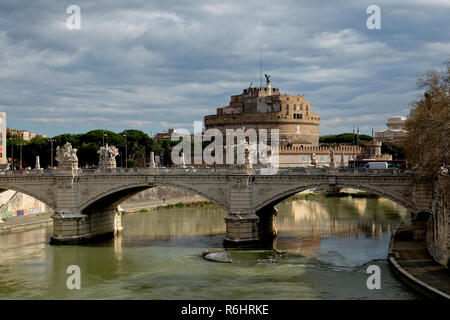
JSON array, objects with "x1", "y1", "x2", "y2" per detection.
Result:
[{"x1": 202, "y1": 250, "x2": 232, "y2": 263}]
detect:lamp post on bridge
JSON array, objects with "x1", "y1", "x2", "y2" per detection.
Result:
[
  {"x1": 50, "y1": 138, "x2": 55, "y2": 168},
  {"x1": 19, "y1": 143, "x2": 23, "y2": 169},
  {"x1": 9, "y1": 137, "x2": 14, "y2": 171},
  {"x1": 102, "y1": 130, "x2": 107, "y2": 147},
  {"x1": 123, "y1": 133, "x2": 128, "y2": 168}
]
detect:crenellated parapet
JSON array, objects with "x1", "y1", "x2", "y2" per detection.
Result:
[{"x1": 279, "y1": 145, "x2": 363, "y2": 154}]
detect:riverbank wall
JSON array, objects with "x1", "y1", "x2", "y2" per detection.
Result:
[
  {"x1": 425, "y1": 174, "x2": 449, "y2": 268},
  {"x1": 0, "y1": 190, "x2": 53, "y2": 220},
  {"x1": 123, "y1": 186, "x2": 196, "y2": 203}
]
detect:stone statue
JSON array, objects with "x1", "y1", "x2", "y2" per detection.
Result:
[
  {"x1": 55, "y1": 142, "x2": 79, "y2": 175},
  {"x1": 180, "y1": 151, "x2": 186, "y2": 168},
  {"x1": 35, "y1": 156, "x2": 41, "y2": 170},
  {"x1": 264, "y1": 74, "x2": 271, "y2": 84},
  {"x1": 149, "y1": 151, "x2": 156, "y2": 169},
  {"x1": 98, "y1": 144, "x2": 119, "y2": 169},
  {"x1": 330, "y1": 148, "x2": 336, "y2": 169},
  {"x1": 311, "y1": 153, "x2": 316, "y2": 167},
  {"x1": 56, "y1": 142, "x2": 78, "y2": 163}
]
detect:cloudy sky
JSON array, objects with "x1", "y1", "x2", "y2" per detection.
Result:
[{"x1": 0, "y1": 0, "x2": 449, "y2": 137}]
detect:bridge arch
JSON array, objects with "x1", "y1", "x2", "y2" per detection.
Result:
[
  {"x1": 0, "y1": 183, "x2": 56, "y2": 210},
  {"x1": 78, "y1": 181, "x2": 228, "y2": 214},
  {"x1": 254, "y1": 182, "x2": 416, "y2": 215}
]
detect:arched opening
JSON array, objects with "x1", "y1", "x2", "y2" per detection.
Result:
[
  {"x1": 255, "y1": 184, "x2": 415, "y2": 214},
  {"x1": 0, "y1": 186, "x2": 55, "y2": 221},
  {"x1": 80, "y1": 183, "x2": 226, "y2": 214},
  {"x1": 255, "y1": 184, "x2": 412, "y2": 256},
  {"x1": 70, "y1": 183, "x2": 228, "y2": 245}
]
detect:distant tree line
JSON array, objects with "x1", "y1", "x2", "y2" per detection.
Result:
[
  {"x1": 6, "y1": 129, "x2": 178, "y2": 169},
  {"x1": 6, "y1": 124, "x2": 414, "y2": 169},
  {"x1": 319, "y1": 133, "x2": 373, "y2": 146}
]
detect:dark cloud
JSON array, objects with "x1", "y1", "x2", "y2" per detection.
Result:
[{"x1": 0, "y1": 0, "x2": 449, "y2": 136}]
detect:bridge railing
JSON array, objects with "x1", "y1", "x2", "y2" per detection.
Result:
[{"x1": 0, "y1": 166, "x2": 412, "y2": 177}]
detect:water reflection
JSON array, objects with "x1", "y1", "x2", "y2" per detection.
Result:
[{"x1": 0, "y1": 196, "x2": 417, "y2": 300}]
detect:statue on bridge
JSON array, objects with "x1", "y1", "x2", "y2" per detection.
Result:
[
  {"x1": 56, "y1": 142, "x2": 78, "y2": 163},
  {"x1": 55, "y1": 142, "x2": 79, "y2": 175},
  {"x1": 97, "y1": 144, "x2": 119, "y2": 170},
  {"x1": 329, "y1": 148, "x2": 336, "y2": 169}
]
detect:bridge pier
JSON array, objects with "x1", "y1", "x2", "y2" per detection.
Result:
[
  {"x1": 50, "y1": 206, "x2": 122, "y2": 245},
  {"x1": 257, "y1": 205, "x2": 279, "y2": 240},
  {"x1": 223, "y1": 206, "x2": 278, "y2": 248}
]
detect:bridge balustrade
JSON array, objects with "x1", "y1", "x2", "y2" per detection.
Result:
[{"x1": 0, "y1": 166, "x2": 411, "y2": 177}]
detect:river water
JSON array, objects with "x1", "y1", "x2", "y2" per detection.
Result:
[{"x1": 0, "y1": 196, "x2": 420, "y2": 299}]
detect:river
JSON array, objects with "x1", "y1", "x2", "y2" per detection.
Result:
[{"x1": 0, "y1": 196, "x2": 420, "y2": 299}]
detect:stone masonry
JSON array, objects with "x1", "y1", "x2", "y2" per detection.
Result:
[{"x1": 0, "y1": 162, "x2": 433, "y2": 247}]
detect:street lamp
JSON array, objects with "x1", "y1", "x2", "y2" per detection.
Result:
[
  {"x1": 50, "y1": 138, "x2": 55, "y2": 168},
  {"x1": 19, "y1": 143, "x2": 23, "y2": 169},
  {"x1": 102, "y1": 130, "x2": 107, "y2": 147},
  {"x1": 123, "y1": 133, "x2": 128, "y2": 168},
  {"x1": 9, "y1": 137, "x2": 14, "y2": 171}
]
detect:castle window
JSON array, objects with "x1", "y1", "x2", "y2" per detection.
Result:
[
  {"x1": 302, "y1": 155, "x2": 308, "y2": 162},
  {"x1": 293, "y1": 104, "x2": 297, "y2": 110},
  {"x1": 300, "y1": 114, "x2": 303, "y2": 119},
  {"x1": 320, "y1": 155, "x2": 326, "y2": 162},
  {"x1": 286, "y1": 104, "x2": 289, "y2": 110},
  {"x1": 296, "y1": 125, "x2": 300, "y2": 133}
]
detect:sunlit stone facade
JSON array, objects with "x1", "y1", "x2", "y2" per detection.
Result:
[{"x1": 204, "y1": 78, "x2": 320, "y2": 147}]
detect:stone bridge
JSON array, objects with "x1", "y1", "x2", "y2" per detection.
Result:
[{"x1": 0, "y1": 165, "x2": 432, "y2": 246}]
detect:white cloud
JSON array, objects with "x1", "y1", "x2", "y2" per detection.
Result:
[{"x1": 0, "y1": 0, "x2": 448, "y2": 137}]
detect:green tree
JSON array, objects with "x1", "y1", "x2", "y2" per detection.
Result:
[
  {"x1": 23, "y1": 137, "x2": 50, "y2": 168},
  {"x1": 5, "y1": 136, "x2": 28, "y2": 169},
  {"x1": 9, "y1": 129, "x2": 175, "y2": 169},
  {"x1": 381, "y1": 142, "x2": 405, "y2": 160},
  {"x1": 121, "y1": 130, "x2": 153, "y2": 167},
  {"x1": 320, "y1": 133, "x2": 372, "y2": 146}
]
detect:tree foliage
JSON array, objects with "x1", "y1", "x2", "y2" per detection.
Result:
[
  {"x1": 381, "y1": 142, "x2": 405, "y2": 160},
  {"x1": 320, "y1": 133, "x2": 372, "y2": 146},
  {"x1": 402, "y1": 59, "x2": 450, "y2": 178},
  {"x1": 6, "y1": 129, "x2": 175, "y2": 168}
]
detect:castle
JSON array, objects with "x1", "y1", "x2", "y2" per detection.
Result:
[
  {"x1": 204, "y1": 74, "x2": 320, "y2": 147},
  {"x1": 204, "y1": 76, "x2": 389, "y2": 167}
]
